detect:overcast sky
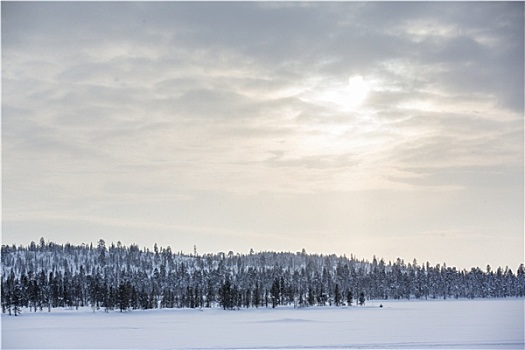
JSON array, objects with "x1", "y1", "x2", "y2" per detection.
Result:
[{"x1": 2, "y1": 2, "x2": 523, "y2": 269}]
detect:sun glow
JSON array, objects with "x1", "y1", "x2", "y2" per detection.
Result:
[
  {"x1": 347, "y1": 75, "x2": 370, "y2": 108},
  {"x1": 306, "y1": 75, "x2": 371, "y2": 112}
]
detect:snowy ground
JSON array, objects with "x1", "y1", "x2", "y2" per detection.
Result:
[{"x1": 2, "y1": 298, "x2": 523, "y2": 349}]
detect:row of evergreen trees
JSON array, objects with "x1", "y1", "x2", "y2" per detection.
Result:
[{"x1": 2, "y1": 239, "x2": 524, "y2": 315}]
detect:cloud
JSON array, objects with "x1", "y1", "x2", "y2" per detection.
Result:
[{"x1": 2, "y1": 2, "x2": 523, "y2": 268}]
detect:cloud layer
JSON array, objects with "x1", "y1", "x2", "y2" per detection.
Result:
[{"x1": 2, "y1": 2, "x2": 523, "y2": 269}]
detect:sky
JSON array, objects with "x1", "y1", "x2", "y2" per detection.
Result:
[{"x1": 2, "y1": 1, "x2": 523, "y2": 270}]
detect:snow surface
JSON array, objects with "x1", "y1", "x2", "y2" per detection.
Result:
[{"x1": 2, "y1": 299, "x2": 523, "y2": 349}]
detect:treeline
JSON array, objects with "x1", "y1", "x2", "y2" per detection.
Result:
[{"x1": 2, "y1": 238, "x2": 524, "y2": 315}]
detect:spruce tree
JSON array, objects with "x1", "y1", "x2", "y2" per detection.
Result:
[
  {"x1": 358, "y1": 291, "x2": 365, "y2": 306},
  {"x1": 334, "y1": 283, "x2": 341, "y2": 306},
  {"x1": 346, "y1": 290, "x2": 353, "y2": 306},
  {"x1": 270, "y1": 278, "x2": 280, "y2": 308}
]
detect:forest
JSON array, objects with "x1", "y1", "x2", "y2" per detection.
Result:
[{"x1": 2, "y1": 238, "x2": 524, "y2": 315}]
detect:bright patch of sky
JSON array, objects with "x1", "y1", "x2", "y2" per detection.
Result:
[{"x1": 2, "y1": 2, "x2": 523, "y2": 270}]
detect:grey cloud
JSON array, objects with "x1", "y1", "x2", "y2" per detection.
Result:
[
  {"x1": 159, "y1": 88, "x2": 255, "y2": 120},
  {"x1": 8, "y1": 1, "x2": 521, "y2": 117},
  {"x1": 3, "y1": 2, "x2": 523, "y2": 190},
  {"x1": 392, "y1": 165, "x2": 523, "y2": 191},
  {"x1": 265, "y1": 153, "x2": 360, "y2": 170},
  {"x1": 391, "y1": 124, "x2": 521, "y2": 170},
  {"x1": 2, "y1": 2, "x2": 523, "y2": 270}
]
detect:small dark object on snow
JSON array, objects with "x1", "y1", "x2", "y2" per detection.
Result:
[{"x1": 379, "y1": 304, "x2": 383, "y2": 308}]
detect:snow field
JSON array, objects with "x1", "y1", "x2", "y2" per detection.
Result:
[{"x1": 2, "y1": 298, "x2": 524, "y2": 349}]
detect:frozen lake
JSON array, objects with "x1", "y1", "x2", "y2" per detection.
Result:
[{"x1": 2, "y1": 298, "x2": 523, "y2": 349}]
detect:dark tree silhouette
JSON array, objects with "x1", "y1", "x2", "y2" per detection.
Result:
[{"x1": 1, "y1": 239, "x2": 523, "y2": 314}]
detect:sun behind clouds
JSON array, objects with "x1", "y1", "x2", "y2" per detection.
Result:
[
  {"x1": 347, "y1": 75, "x2": 370, "y2": 108},
  {"x1": 302, "y1": 74, "x2": 371, "y2": 113}
]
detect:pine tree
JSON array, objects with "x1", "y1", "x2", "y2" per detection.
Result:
[
  {"x1": 346, "y1": 290, "x2": 353, "y2": 306},
  {"x1": 270, "y1": 278, "x2": 280, "y2": 308},
  {"x1": 219, "y1": 278, "x2": 232, "y2": 310},
  {"x1": 253, "y1": 282, "x2": 261, "y2": 308},
  {"x1": 307, "y1": 287, "x2": 315, "y2": 306},
  {"x1": 118, "y1": 282, "x2": 131, "y2": 312},
  {"x1": 334, "y1": 283, "x2": 341, "y2": 306},
  {"x1": 205, "y1": 280, "x2": 214, "y2": 308},
  {"x1": 358, "y1": 291, "x2": 365, "y2": 306}
]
